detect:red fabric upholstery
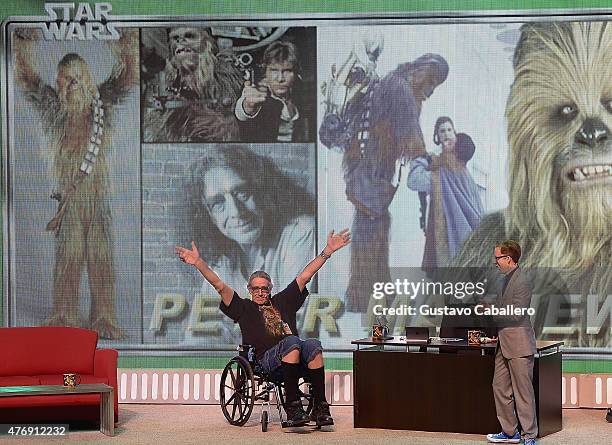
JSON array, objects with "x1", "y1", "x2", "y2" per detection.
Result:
[
  {"x1": 37, "y1": 374, "x2": 109, "y2": 385},
  {"x1": 0, "y1": 327, "x2": 97, "y2": 376},
  {"x1": 0, "y1": 327, "x2": 118, "y2": 423},
  {"x1": 0, "y1": 376, "x2": 41, "y2": 386}
]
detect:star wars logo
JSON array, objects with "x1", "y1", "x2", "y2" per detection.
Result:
[{"x1": 41, "y1": 3, "x2": 119, "y2": 40}]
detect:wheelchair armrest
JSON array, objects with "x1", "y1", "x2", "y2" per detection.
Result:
[{"x1": 237, "y1": 344, "x2": 257, "y2": 364}]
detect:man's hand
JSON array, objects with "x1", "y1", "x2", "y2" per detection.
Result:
[
  {"x1": 175, "y1": 241, "x2": 201, "y2": 266},
  {"x1": 296, "y1": 228, "x2": 351, "y2": 291},
  {"x1": 324, "y1": 228, "x2": 351, "y2": 254},
  {"x1": 241, "y1": 80, "x2": 268, "y2": 115},
  {"x1": 176, "y1": 241, "x2": 234, "y2": 306}
]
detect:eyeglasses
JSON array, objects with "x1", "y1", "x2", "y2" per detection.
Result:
[
  {"x1": 248, "y1": 286, "x2": 271, "y2": 293},
  {"x1": 494, "y1": 255, "x2": 510, "y2": 264}
]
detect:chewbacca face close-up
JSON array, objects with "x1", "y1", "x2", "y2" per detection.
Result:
[
  {"x1": 168, "y1": 27, "x2": 216, "y2": 72},
  {"x1": 506, "y1": 22, "x2": 612, "y2": 267},
  {"x1": 56, "y1": 54, "x2": 95, "y2": 113},
  {"x1": 166, "y1": 27, "x2": 218, "y2": 94}
]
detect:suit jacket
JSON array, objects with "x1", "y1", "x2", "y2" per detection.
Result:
[
  {"x1": 496, "y1": 267, "x2": 537, "y2": 359},
  {"x1": 238, "y1": 92, "x2": 313, "y2": 143}
]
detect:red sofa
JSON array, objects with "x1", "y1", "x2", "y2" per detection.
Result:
[{"x1": 0, "y1": 326, "x2": 118, "y2": 423}]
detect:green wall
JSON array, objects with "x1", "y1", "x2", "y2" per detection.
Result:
[
  {"x1": 2, "y1": 0, "x2": 612, "y2": 18},
  {"x1": 2, "y1": 0, "x2": 611, "y2": 371}
]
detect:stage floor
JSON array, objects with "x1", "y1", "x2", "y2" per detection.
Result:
[{"x1": 0, "y1": 406, "x2": 607, "y2": 444}]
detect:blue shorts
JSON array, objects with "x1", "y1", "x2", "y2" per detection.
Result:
[{"x1": 260, "y1": 335, "x2": 323, "y2": 374}]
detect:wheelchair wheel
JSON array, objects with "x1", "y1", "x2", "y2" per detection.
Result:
[
  {"x1": 220, "y1": 356, "x2": 255, "y2": 426},
  {"x1": 261, "y1": 410, "x2": 268, "y2": 432}
]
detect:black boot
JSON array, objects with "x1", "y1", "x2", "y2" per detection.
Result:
[
  {"x1": 310, "y1": 400, "x2": 334, "y2": 426},
  {"x1": 308, "y1": 367, "x2": 334, "y2": 426},
  {"x1": 285, "y1": 400, "x2": 310, "y2": 427},
  {"x1": 606, "y1": 408, "x2": 612, "y2": 423},
  {"x1": 282, "y1": 362, "x2": 309, "y2": 427}
]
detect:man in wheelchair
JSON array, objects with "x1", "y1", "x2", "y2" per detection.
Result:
[{"x1": 176, "y1": 228, "x2": 351, "y2": 427}]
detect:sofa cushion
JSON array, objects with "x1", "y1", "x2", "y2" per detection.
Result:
[
  {"x1": 37, "y1": 374, "x2": 109, "y2": 386},
  {"x1": 0, "y1": 327, "x2": 98, "y2": 377},
  {"x1": 0, "y1": 376, "x2": 41, "y2": 386}
]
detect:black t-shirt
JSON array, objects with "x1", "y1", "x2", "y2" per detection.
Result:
[{"x1": 219, "y1": 279, "x2": 308, "y2": 359}]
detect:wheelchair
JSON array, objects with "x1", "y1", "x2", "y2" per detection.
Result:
[{"x1": 219, "y1": 344, "x2": 315, "y2": 432}]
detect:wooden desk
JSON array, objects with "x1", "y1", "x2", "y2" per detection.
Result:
[
  {"x1": 0, "y1": 384, "x2": 114, "y2": 436},
  {"x1": 352, "y1": 338, "x2": 562, "y2": 436}
]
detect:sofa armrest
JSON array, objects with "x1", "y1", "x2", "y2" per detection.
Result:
[{"x1": 94, "y1": 349, "x2": 118, "y2": 422}]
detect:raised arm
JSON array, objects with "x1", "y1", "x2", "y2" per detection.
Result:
[
  {"x1": 406, "y1": 156, "x2": 433, "y2": 193},
  {"x1": 99, "y1": 28, "x2": 139, "y2": 104},
  {"x1": 176, "y1": 241, "x2": 234, "y2": 306},
  {"x1": 296, "y1": 228, "x2": 351, "y2": 291},
  {"x1": 13, "y1": 30, "x2": 42, "y2": 93},
  {"x1": 13, "y1": 29, "x2": 60, "y2": 121}
]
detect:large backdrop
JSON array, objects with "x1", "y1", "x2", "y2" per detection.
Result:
[{"x1": 3, "y1": 14, "x2": 611, "y2": 354}]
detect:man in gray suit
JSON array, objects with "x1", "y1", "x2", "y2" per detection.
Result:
[{"x1": 486, "y1": 240, "x2": 537, "y2": 445}]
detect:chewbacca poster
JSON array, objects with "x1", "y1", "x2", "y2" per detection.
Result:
[
  {"x1": 454, "y1": 22, "x2": 612, "y2": 348},
  {"x1": 3, "y1": 17, "x2": 611, "y2": 352},
  {"x1": 316, "y1": 22, "x2": 611, "y2": 349},
  {"x1": 140, "y1": 26, "x2": 316, "y2": 143},
  {"x1": 316, "y1": 24, "x2": 506, "y2": 340},
  {"x1": 8, "y1": 27, "x2": 142, "y2": 341}
]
